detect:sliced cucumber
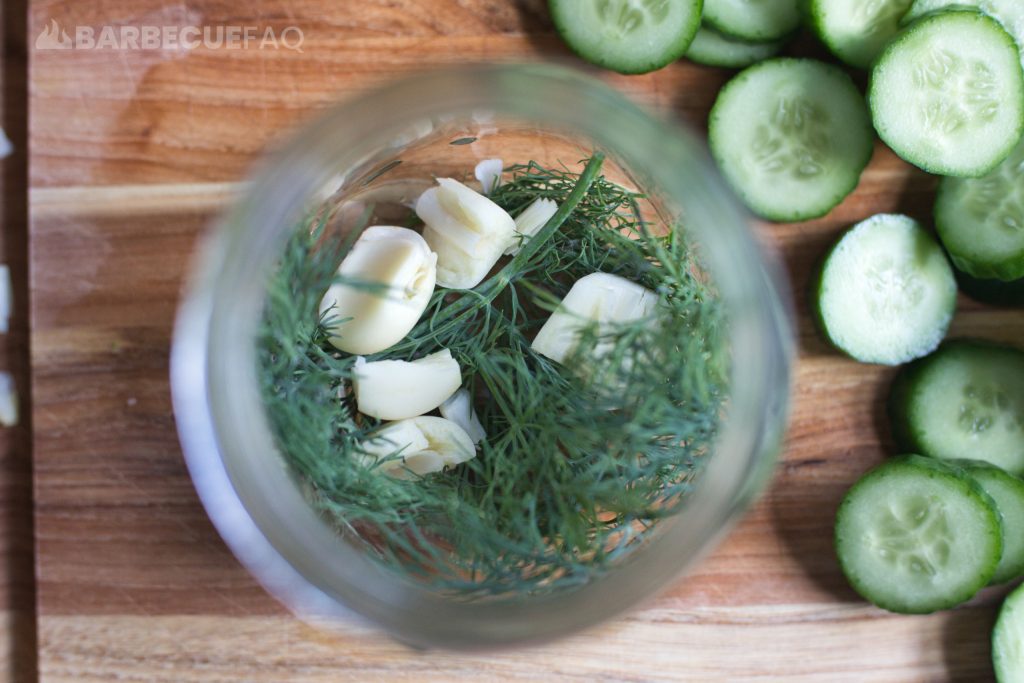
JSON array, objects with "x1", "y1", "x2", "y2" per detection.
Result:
[
  {"x1": 904, "y1": 0, "x2": 1024, "y2": 68},
  {"x1": 868, "y1": 10, "x2": 1024, "y2": 177},
  {"x1": 958, "y1": 461, "x2": 1024, "y2": 584},
  {"x1": 686, "y1": 24, "x2": 784, "y2": 68},
  {"x1": 890, "y1": 340, "x2": 1024, "y2": 476},
  {"x1": 835, "y1": 455, "x2": 1002, "y2": 614},
  {"x1": 958, "y1": 270, "x2": 1024, "y2": 308},
  {"x1": 809, "y1": 0, "x2": 915, "y2": 69},
  {"x1": 709, "y1": 58, "x2": 873, "y2": 221},
  {"x1": 936, "y1": 139, "x2": 1024, "y2": 281},
  {"x1": 815, "y1": 214, "x2": 956, "y2": 365},
  {"x1": 995, "y1": 582, "x2": 1024, "y2": 683},
  {"x1": 548, "y1": 0, "x2": 702, "y2": 74},
  {"x1": 703, "y1": 0, "x2": 800, "y2": 41}
]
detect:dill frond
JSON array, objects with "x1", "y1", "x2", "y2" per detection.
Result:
[{"x1": 257, "y1": 155, "x2": 728, "y2": 597}]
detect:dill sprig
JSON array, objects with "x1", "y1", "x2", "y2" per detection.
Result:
[{"x1": 257, "y1": 156, "x2": 729, "y2": 596}]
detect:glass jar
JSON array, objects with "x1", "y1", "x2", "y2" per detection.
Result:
[{"x1": 170, "y1": 63, "x2": 794, "y2": 649}]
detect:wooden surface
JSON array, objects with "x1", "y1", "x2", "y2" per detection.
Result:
[{"x1": 27, "y1": 1, "x2": 1024, "y2": 681}]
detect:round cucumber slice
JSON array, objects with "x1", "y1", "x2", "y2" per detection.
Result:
[
  {"x1": 686, "y1": 24, "x2": 784, "y2": 69},
  {"x1": 904, "y1": 0, "x2": 1024, "y2": 69},
  {"x1": 995, "y1": 582, "x2": 1024, "y2": 683},
  {"x1": 936, "y1": 139, "x2": 1024, "y2": 281},
  {"x1": 890, "y1": 340, "x2": 1024, "y2": 476},
  {"x1": 709, "y1": 58, "x2": 874, "y2": 222},
  {"x1": 703, "y1": 0, "x2": 800, "y2": 42},
  {"x1": 958, "y1": 461, "x2": 1024, "y2": 584},
  {"x1": 869, "y1": 10, "x2": 1024, "y2": 177},
  {"x1": 815, "y1": 214, "x2": 956, "y2": 365},
  {"x1": 549, "y1": 0, "x2": 702, "y2": 74},
  {"x1": 810, "y1": 0, "x2": 915, "y2": 69},
  {"x1": 835, "y1": 455, "x2": 1002, "y2": 614}
]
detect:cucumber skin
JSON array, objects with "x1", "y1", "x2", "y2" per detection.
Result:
[
  {"x1": 548, "y1": 0, "x2": 703, "y2": 75},
  {"x1": 994, "y1": 582, "x2": 1024, "y2": 683},
  {"x1": 953, "y1": 459, "x2": 1024, "y2": 584},
  {"x1": 709, "y1": 58, "x2": 874, "y2": 222},
  {"x1": 834, "y1": 454, "x2": 1002, "y2": 614},
  {"x1": 937, "y1": 178, "x2": 1024, "y2": 281},
  {"x1": 957, "y1": 270, "x2": 1024, "y2": 308},
  {"x1": 685, "y1": 26, "x2": 785, "y2": 69},
  {"x1": 888, "y1": 339, "x2": 1024, "y2": 470},
  {"x1": 868, "y1": 10, "x2": 1024, "y2": 178}
]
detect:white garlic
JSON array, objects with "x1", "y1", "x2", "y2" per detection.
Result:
[
  {"x1": 416, "y1": 178, "x2": 516, "y2": 289},
  {"x1": 504, "y1": 197, "x2": 559, "y2": 255},
  {"x1": 474, "y1": 158, "x2": 503, "y2": 195},
  {"x1": 359, "y1": 415, "x2": 476, "y2": 478},
  {"x1": 439, "y1": 388, "x2": 486, "y2": 444},
  {"x1": 531, "y1": 272, "x2": 658, "y2": 365},
  {"x1": 319, "y1": 226, "x2": 437, "y2": 355},
  {"x1": 353, "y1": 348, "x2": 461, "y2": 420}
]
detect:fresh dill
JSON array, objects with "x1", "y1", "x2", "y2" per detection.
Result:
[{"x1": 257, "y1": 156, "x2": 729, "y2": 596}]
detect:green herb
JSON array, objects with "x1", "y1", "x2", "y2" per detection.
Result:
[
  {"x1": 449, "y1": 137, "x2": 477, "y2": 145},
  {"x1": 258, "y1": 156, "x2": 729, "y2": 597}
]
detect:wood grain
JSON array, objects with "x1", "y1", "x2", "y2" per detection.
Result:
[{"x1": 28, "y1": 0, "x2": 1024, "y2": 681}]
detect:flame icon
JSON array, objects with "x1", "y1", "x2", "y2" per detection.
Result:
[{"x1": 35, "y1": 19, "x2": 73, "y2": 50}]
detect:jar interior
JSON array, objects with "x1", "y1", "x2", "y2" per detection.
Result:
[{"x1": 254, "y1": 117, "x2": 734, "y2": 601}]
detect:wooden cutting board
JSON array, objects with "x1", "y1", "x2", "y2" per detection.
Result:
[{"x1": 28, "y1": 1, "x2": 1024, "y2": 680}]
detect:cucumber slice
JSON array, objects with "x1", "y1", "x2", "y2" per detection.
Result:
[
  {"x1": 868, "y1": 10, "x2": 1024, "y2": 177},
  {"x1": 904, "y1": 0, "x2": 1024, "y2": 68},
  {"x1": 958, "y1": 461, "x2": 1024, "y2": 584},
  {"x1": 835, "y1": 455, "x2": 1002, "y2": 614},
  {"x1": 686, "y1": 24, "x2": 784, "y2": 68},
  {"x1": 995, "y1": 582, "x2": 1024, "y2": 683},
  {"x1": 809, "y1": 0, "x2": 915, "y2": 68},
  {"x1": 958, "y1": 270, "x2": 1024, "y2": 308},
  {"x1": 890, "y1": 340, "x2": 1024, "y2": 476},
  {"x1": 548, "y1": 0, "x2": 702, "y2": 74},
  {"x1": 936, "y1": 139, "x2": 1024, "y2": 281},
  {"x1": 815, "y1": 214, "x2": 956, "y2": 365},
  {"x1": 703, "y1": 0, "x2": 800, "y2": 41},
  {"x1": 709, "y1": 59, "x2": 874, "y2": 222}
]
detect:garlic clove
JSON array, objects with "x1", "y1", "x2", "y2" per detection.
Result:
[
  {"x1": 360, "y1": 418, "x2": 430, "y2": 462},
  {"x1": 353, "y1": 348, "x2": 462, "y2": 420},
  {"x1": 504, "y1": 197, "x2": 559, "y2": 255},
  {"x1": 416, "y1": 178, "x2": 516, "y2": 289},
  {"x1": 531, "y1": 272, "x2": 658, "y2": 365},
  {"x1": 358, "y1": 415, "x2": 476, "y2": 478},
  {"x1": 411, "y1": 415, "x2": 476, "y2": 466},
  {"x1": 474, "y1": 158, "x2": 504, "y2": 195},
  {"x1": 439, "y1": 388, "x2": 486, "y2": 444},
  {"x1": 320, "y1": 226, "x2": 437, "y2": 355}
]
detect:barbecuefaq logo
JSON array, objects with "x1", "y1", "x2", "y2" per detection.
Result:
[{"x1": 35, "y1": 18, "x2": 304, "y2": 52}]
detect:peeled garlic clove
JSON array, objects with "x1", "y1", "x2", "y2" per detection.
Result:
[
  {"x1": 360, "y1": 419, "x2": 430, "y2": 462},
  {"x1": 504, "y1": 197, "x2": 559, "y2": 255},
  {"x1": 416, "y1": 178, "x2": 516, "y2": 289},
  {"x1": 353, "y1": 348, "x2": 461, "y2": 420},
  {"x1": 319, "y1": 226, "x2": 437, "y2": 355},
  {"x1": 474, "y1": 158, "x2": 503, "y2": 195},
  {"x1": 439, "y1": 388, "x2": 486, "y2": 444},
  {"x1": 532, "y1": 272, "x2": 658, "y2": 365},
  {"x1": 358, "y1": 415, "x2": 476, "y2": 478}
]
